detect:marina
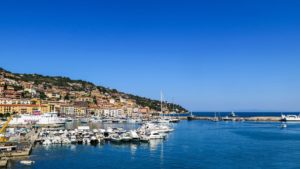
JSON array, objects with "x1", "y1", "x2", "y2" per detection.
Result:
[
  {"x1": 1, "y1": 0, "x2": 299, "y2": 168},
  {"x1": 0, "y1": 114, "x2": 180, "y2": 168},
  {"x1": 3, "y1": 120, "x2": 300, "y2": 169},
  {"x1": 0, "y1": 112, "x2": 298, "y2": 168}
]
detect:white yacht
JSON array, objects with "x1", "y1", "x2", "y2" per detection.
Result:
[
  {"x1": 281, "y1": 114, "x2": 300, "y2": 122},
  {"x1": 11, "y1": 112, "x2": 66, "y2": 126},
  {"x1": 37, "y1": 112, "x2": 66, "y2": 125},
  {"x1": 148, "y1": 131, "x2": 165, "y2": 139},
  {"x1": 10, "y1": 114, "x2": 40, "y2": 125},
  {"x1": 157, "y1": 118, "x2": 170, "y2": 124},
  {"x1": 66, "y1": 117, "x2": 74, "y2": 122},
  {"x1": 20, "y1": 160, "x2": 35, "y2": 165}
]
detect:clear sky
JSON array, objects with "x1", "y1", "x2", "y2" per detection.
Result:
[{"x1": 0, "y1": 0, "x2": 300, "y2": 111}]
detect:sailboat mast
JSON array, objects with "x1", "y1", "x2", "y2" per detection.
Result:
[{"x1": 160, "y1": 91, "x2": 163, "y2": 114}]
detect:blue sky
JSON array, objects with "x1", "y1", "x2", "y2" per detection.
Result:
[{"x1": 0, "y1": 0, "x2": 300, "y2": 111}]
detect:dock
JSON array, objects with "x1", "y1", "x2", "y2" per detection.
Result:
[
  {"x1": 0, "y1": 159, "x2": 8, "y2": 167},
  {"x1": 0, "y1": 128, "x2": 40, "y2": 169}
]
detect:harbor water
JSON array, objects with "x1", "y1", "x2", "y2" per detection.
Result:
[{"x1": 8, "y1": 120, "x2": 300, "y2": 169}]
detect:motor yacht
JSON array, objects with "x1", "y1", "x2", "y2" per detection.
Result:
[{"x1": 281, "y1": 114, "x2": 300, "y2": 122}]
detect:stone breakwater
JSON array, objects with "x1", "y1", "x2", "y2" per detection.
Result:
[{"x1": 180, "y1": 116, "x2": 281, "y2": 122}]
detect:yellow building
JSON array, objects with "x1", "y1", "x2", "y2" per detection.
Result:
[
  {"x1": 0, "y1": 104, "x2": 48, "y2": 114},
  {"x1": 0, "y1": 98, "x2": 49, "y2": 114}
]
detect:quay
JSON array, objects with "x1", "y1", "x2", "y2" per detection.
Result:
[
  {"x1": 0, "y1": 128, "x2": 40, "y2": 167},
  {"x1": 180, "y1": 116, "x2": 281, "y2": 122},
  {"x1": 0, "y1": 159, "x2": 8, "y2": 167}
]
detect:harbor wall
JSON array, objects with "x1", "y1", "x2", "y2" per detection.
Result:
[{"x1": 180, "y1": 116, "x2": 281, "y2": 122}]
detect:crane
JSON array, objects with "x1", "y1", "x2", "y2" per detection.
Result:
[{"x1": 0, "y1": 115, "x2": 14, "y2": 143}]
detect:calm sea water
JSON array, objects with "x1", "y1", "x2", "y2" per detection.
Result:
[{"x1": 8, "y1": 120, "x2": 300, "y2": 169}]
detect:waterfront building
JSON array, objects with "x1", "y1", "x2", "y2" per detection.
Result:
[
  {"x1": 60, "y1": 105, "x2": 75, "y2": 116},
  {"x1": 60, "y1": 104, "x2": 87, "y2": 117},
  {"x1": 0, "y1": 98, "x2": 49, "y2": 114}
]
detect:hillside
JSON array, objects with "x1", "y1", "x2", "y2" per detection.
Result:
[{"x1": 0, "y1": 67, "x2": 187, "y2": 113}]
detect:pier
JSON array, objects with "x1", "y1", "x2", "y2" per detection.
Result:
[
  {"x1": 181, "y1": 116, "x2": 281, "y2": 122},
  {"x1": 0, "y1": 128, "x2": 40, "y2": 168}
]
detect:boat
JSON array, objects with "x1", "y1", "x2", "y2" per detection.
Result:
[
  {"x1": 11, "y1": 112, "x2": 64, "y2": 126},
  {"x1": 120, "y1": 133, "x2": 132, "y2": 142},
  {"x1": 129, "y1": 130, "x2": 140, "y2": 141},
  {"x1": 77, "y1": 139, "x2": 83, "y2": 144},
  {"x1": 158, "y1": 91, "x2": 171, "y2": 123},
  {"x1": 281, "y1": 114, "x2": 300, "y2": 122},
  {"x1": 157, "y1": 118, "x2": 170, "y2": 123},
  {"x1": 70, "y1": 136, "x2": 77, "y2": 144},
  {"x1": 66, "y1": 117, "x2": 74, "y2": 122},
  {"x1": 222, "y1": 116, "x2": 230, "y2": 121},
  {"x1": 281, "y1": 123, "x2": 287, "y2": 129},
  {"x1": 20, "y1": 160, "x2": 35, "y2": 165},
  {"x1": 148, "y1": 131, "x2": 165, "y2": 139},
  {"x1": 37, "y1": 112, "x2": 66, "y2": 125},
  {"x1": 187, "y1": 112, "x2": 195, "y2": 121},
  {"x1": 80, "y1": 118, "x2": 89, "y2": 123},
  {"x1": 230, "y1": 111, "x2": 236, "y2": 117},
  {"x1": 169, "y1": 118, "x2": 180, "y2": 123},
  {"x1": 140, "y1": 135, "x2": 150, "y2": 142},
  {"x1": 83, "y1": 137, "x2": 90, "y2": 144},
  {"x1": 111, "y1": 135, "x2": 122, "y2": 143},
  {"x1": 42, "y1": 139, "x2": 52, "y2": 145},
  {"x1": 212, "y1": 112, "x2": 220, "y2": 122},
  {"x1": 90, "y1": 117, "x2": 102, "y2": 123},
  {"x1": 90, "y1": 136, "x2": 99, "y2": 145},
  {"x1": 10, "y1": 114, "x2": 40, "y2": 125},
  {"x1": 62, "y1": 138, "x2": 71, "y2": 144},
  {"x1": 112, "y1": 119, "x2": 120, "y2": 123},
  {"x1": 127, "y1": 118, "x2": 137, "y2": 124}
]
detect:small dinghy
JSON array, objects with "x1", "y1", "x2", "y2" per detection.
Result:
[
  {"x1": 20, "y1": 160, "x2": 35, "y2": 165},
  {"x1": 281, "y1": 123, "x2": 287, "y2": 129}
]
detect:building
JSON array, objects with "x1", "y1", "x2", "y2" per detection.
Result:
[
  {"x1": 0, "y1": 98, "x2": 49, "y2": 114},
  {"x1": 102, "y1": 109, "x2": 124, "y2": 117},
  {"x1": 3, "y1": 90, "x2": 22, "y2": 99},
  {"x1": 0, "y1": 98, "x2": 31, "y2": 105},
  {"x1": 109, "y1": 98, "x2": 115, "y2": 104},
  {"x1": 60, "y1": 104, "x2": 87, "y2": 117},
  {"x1": 75, "y1": 97, "x2": 93, "y2": 102},
  {"x1": 139, "y1": 107, "x2": 150, "y2": 114},
  {"x1": 45, "y1": 92, "x2": 61, "y2": 99},
  {"x1": 60, "y1": 105, "x2": 75, "y2": 116},
  {"x1": 0, "y1": 104, "x2": 48, "y2": 114}
]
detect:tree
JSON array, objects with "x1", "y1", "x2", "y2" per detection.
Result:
[
  {"x1": 39, "y1": 92, "x2": 47, "y2": 100},
  {"x1": 64, "y1": 93, "x2": 70, "y2": 100},
  {"x1": 93, "y1": 96, "x2": 97, "y2": 104}
]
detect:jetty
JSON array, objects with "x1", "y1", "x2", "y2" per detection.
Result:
[
  {"x1": 0, "y1": 159, "x2": 8, "y2": 167},
  {"x1": 181, "y1": 116, "x2": 281, "y2": 122}
]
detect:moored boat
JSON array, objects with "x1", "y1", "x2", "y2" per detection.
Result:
[
  {"x1": 281, "y1": 114, "x2": 300, "y2": 122},
  {"x1": 20, "y1": 160, "x2": 35, "y2": 165}
]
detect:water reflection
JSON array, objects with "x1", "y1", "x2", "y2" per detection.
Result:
[
  {"x1": 130, "y1": 144, "x2": 137, "y2": 157},
  {"x1": 70, "y1": 144, "x2": 76, "y2": 151},
  {"x1": 149, "y1": 139, "x2": 164, "y2": 151}
]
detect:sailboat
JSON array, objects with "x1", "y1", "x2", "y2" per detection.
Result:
[
  {"x1": 212, "y1": 112, "x2": 219, "y2": 122},
  {"x1": 187, "y1": 111, "x2": 195, "y2": 120},
  {"x1": 158, "y1": 91, "x2": 170, "y2": 123},
  {"x1": 169, "y1": 98, "x2": 180, "y2": 123}
]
